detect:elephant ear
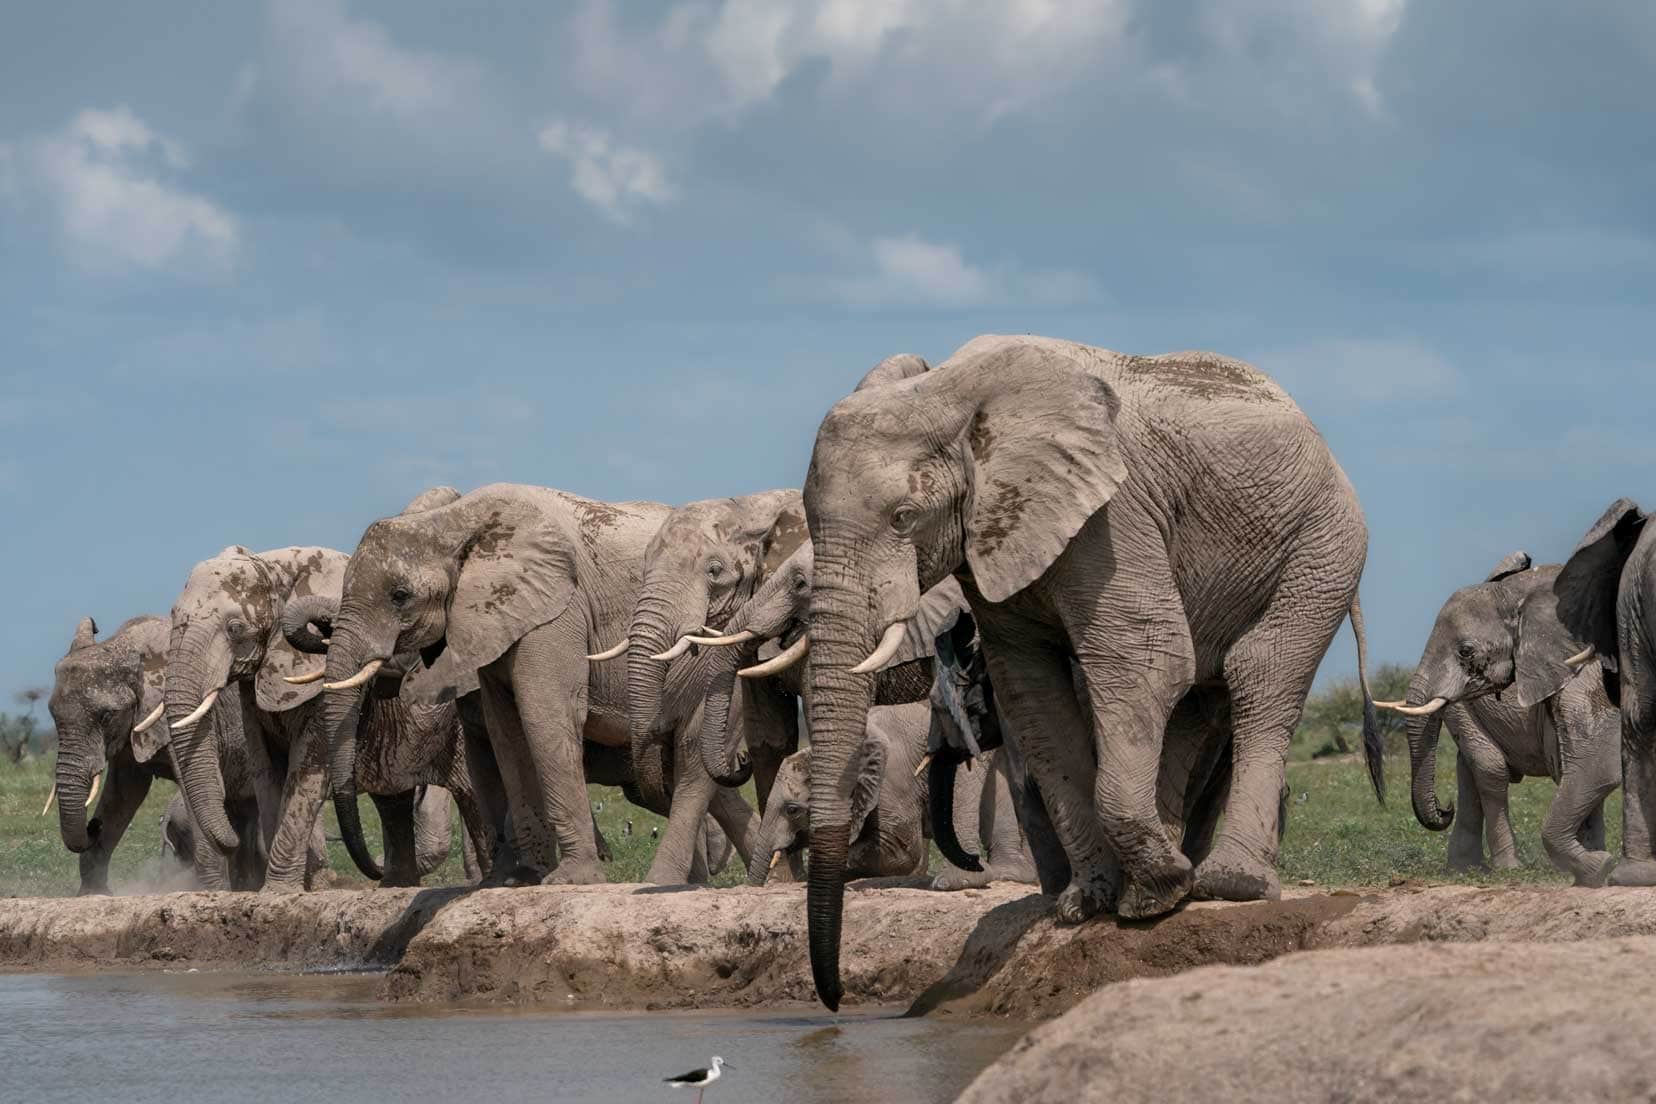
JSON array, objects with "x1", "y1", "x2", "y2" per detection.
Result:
[
  {"x1": 253, "y1": 548, "x2": 346, "y2": 713},
  {"x1": 402, "y1": 486, "x2": 462, "y2": 514},
  {"x1": 1513, "y1": 572, "x2": 1587, "y2": 709},
  {"x1": 757, "y1": 494, "x2": 809, "y2": 579},
  {"x1": 945, "y1": 341, "x2": 1128, "y2": 603},
  {"x1": 883, "y1": 576, "x2": 970, "y2": 670},
  {"x1": 855, "y1": 353, "x2": 930, "y2": 392},
  {"x1": 847, "y1": 734, "x2": 887, "y2": 839},
  {"x1": 129, "y1": 620, "x2": 171, "y2": 764},
  {"x1": 1485, "y1": 551, "x2": 1532, "y2": 582},
  {"x1": 1555, "y1": 499, "x2": 1647, "y2": 687},
  {"x1": 404, "y1": 513, "x2": 578, "y2": 704}
]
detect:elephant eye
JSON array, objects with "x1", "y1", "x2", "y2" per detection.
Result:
[
  {"x1": 1456, "y1": 641, "x2": 1476, "y2": 660},
  {"x1": 783, "y1": 801, "x2": 804, "y2": 818},
  {"x1": 792, "y1": 572, "x2": 808, "y2": 592},
  {"x1": 891, "y1": 505, "x2": 919, "y2": 535},
  {"x1": 226, "y1": 618, "x2": 248, "y2": 638},
  {"x1": 707, "y1": 560, "x2": 725, "y2": 580},
  {"x1": 389, "y1": 584, "x2": 413, "y2": 605}
]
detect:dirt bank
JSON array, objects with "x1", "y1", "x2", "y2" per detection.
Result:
[
  {"x1": 957, "y1": 936, "x2": 1656, "y2": 1103},
  {"x1": 9, "y1": 881, "x2": 1656, "y2": 1015}
]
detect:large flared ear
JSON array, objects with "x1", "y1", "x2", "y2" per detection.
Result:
[
  {"x1": 885, "y1": 576, "x2": 970, "y2": 670},
  {"x1": 1513, "y1": 572, "x2": 1588, "y2": 709},
  {"x1": 129, "y1": 620, "x2": 171, "y2": 764},
  {"x1": 402, "y1": 486, "x2": 462, "y2": 514},
  {"x1": 847, "y1": 733, "x2": 888, "y2": 838},
  {"x1": 1485, "y1": 551, "x2": 1532, "y2": 582},
  {"x1": 753, "y1": 491, "x2": 808, "y2": 579},
  {"x1": 854, "y1": 353, "x2": 930, "y2": 392},
  {"x1": 1555, "y1": 499, "x2": 1646, "y2": 679},
  {"x1": 405, "y1": 513, "x2": 578, "y2": 704},
  {"x1": 942, "y1": 339, "x2": 1128, "y2": 603},
  {"x1": 253, "y1": 548, "x2": 347, "y2": 713}
]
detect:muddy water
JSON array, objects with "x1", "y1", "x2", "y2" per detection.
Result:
[{"x1": 2, "y1": 971, "x2": 1029, "y2": 1104}]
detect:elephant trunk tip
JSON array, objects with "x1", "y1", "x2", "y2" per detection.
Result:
[
  {"x1": 806, "y1": 823, "x2": 850, "y2": 1013},
  {"x1": 1417, "y1": 800, "x2": 1454, "y2": 832}
]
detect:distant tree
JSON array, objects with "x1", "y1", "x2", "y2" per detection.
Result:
[
  {"x1": 1295, "y1": 663, "x2": 1413, "y2": 758},
  {"x1": 0, "y1": 687, "x2": 53, "y2": 765}
]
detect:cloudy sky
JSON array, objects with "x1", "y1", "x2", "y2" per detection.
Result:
[{"x1": 3, "y1": 1, "x2": 1653, "y2": 700}]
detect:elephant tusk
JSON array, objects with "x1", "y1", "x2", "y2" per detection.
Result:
[
  {"x1": 322, "y1": 659, "x2": 385, "y2": 691},
  {"x1": 40, "y1": 783, "x2": 56, "y2": 817},
  {"x1": 170, "y1": 689, "x2": 220, "y2": 731},
  {"x1": 585, "y1": 638, "x2": 630, "y2": 662},
  {"x1": 913, "y1": 753, "x2": 932, "y2": 778},
  {"x1": 1370, "y1": 699, "x2": 1406, "y2": 709},
  {"x1": 283, "y1": 670, "x2": 326, "y2": 685},
  {"x1": 769, "y1": 850, "x2": 782, "y2": 871},
  {"x1": 132, "y1": 703, "x2": 165, "y2": 734},
  {"x1": 1565, "y1": 646, "x2": 1596, "y2": 670},
  {"x1": 739, "y1": 635, "x2": 809, "y2": 678},
  {"x1": 85, "y1": 772, "x2": 102, "y2": 808},
  {"x1": 850, "y1": 621, "x2": 909, "y2": 675},
  {"x1": 649, "y1": 636, "x2": 697, "y2": 662},
  {"x1": 1377, "y1": 696, "x2": 1448, "y2": 717},
  {"x1": 685, "y1": 629, "x2": 757, "y2": 648}
]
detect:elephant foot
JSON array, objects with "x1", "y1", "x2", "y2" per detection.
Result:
[
  {"x1": 258, "y1": 878, "x2": 307, "y2": 896},
  {"x1": 931, "y1": 869, "x2": 992, "y2": 892},
  {"x1": 481, "y1": 863, "x2": 542, "y2": 888},
  {"x1": 1192, "y1": 849, "x2": 1280, "y2": 904},
  {"x1": 1117, "y1": 852, "x2": 1194, "y2": 920},
  {"x1": 1445, "y1": 845, "x2": 1487, "y2": 873},
  {"x1": 1608, "y1": 858, "x2": 1656, "y2": 887},
  {"x1": 76, "y1": 883, "x2": 111, "y2": 897},
  {"x1": 543, "y1": 859, "x2": 607, "y2": 886},
  {"x1": 1055, "y1": 878, "x2": 1111, "y2": 924},
  {"x1": 1572, "y1": 852, "x2": 1616, "y2": 888},
  {"x1": 1489, "y1": 853, "x2": 1522, "y2": 871}
]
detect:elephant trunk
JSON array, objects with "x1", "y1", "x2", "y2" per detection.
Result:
[
  {"x1": 803, "y1": 556, "x2": 878, "y2": 1012},
  {"x1": 746, "y1": 819, "x2": 787, "y2": 885},
  {"x1": 625, "y1": 587, "x2": 699, "y2": 809},
  {"x1": 54, "y1": 746, "x2": 94, "y2": 853},
  {"x1": 322, "y1": 617, "x2": 382, "y2": 881},
  {"x1": 281, "y1": 594, "x2": 339, "y2": 655},
  {"x1": 928, "y1": 749, "x2": 983, "y2": 871},
  {"x1": 1405, "y1": 671, "x2": 1454, "y2": 831},
  {"x1": 165, "y1": 626, "x2": 239, "y2": 854},
  {"x1": 700, "y1": 641, "x2": 758, "y2": 786}
]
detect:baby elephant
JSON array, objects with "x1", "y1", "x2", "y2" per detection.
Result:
[{"x1": 1378, "y1": 552, "x2": 1620, "y2": 885}]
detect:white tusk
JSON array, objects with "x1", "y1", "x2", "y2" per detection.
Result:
[
  {"x1": 1370, "y1": 700, "x2": 1406, "y2": 709},
  {"x1": 585, "y1": 639, "x2": 630, "y2": 662},
  {"x1": 322, "y1": 659, "x2": 385, "y2": 691},
  {"x1": 40, "y1": 784, "x2": 56, "y2": 817},
  {"x1": 650, "y1": 636, "x2": 696, "y2": 662},
  {"x1": 85, "y1": 772, "x2": 102, "y2": 808},
  {"x1": 739, "y1": 635, "x2": 810, "y2": 678},
  {"x1": 1377, "y1": 696, "x2": 1448, "y2": 717},
  {"x1": 913, "y1": 753, "x2": 933, "y2": 778},
  {"x1": 850, "y1": 621, "x2": 909, "y2": 675},
  {"x1": 685, "y1": 629, "x2": 757, "y2": 648},
  {"x1": 1565, "y1": 646, "x2": 1596, "y2": 670},
  {"x1": 132, "y1": 703, "x2": 165, "y2": 734},
  {"x1": 170, "y1": 689, "x2": 220, "y2": 731},
  {"x1": 769, "y1": 850, "x2": 781, "y2": 871},
  {"x1": 283, "y1": 670, "x2": 326, "y2": 685}
]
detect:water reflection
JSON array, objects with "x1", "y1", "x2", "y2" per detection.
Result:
[{"x1": 0, "y1": 972, "x2": 1028, "y2": 1104}]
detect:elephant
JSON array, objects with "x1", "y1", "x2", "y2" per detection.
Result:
[
  {"x1": 1373, "y1": 552, "x2": 1619, "y2": 885},
  {"x1": 746, "y1": 703, "x2": 932, "y2": 885},
  {"x1": 157, "y1": 790, "x2": 326, "y2": 890},
  {"x1": 314, "y1": 482, "x2": 754, "y2": 886},
  {"x1": 1554, "y1": 499, "x2": 1656, "y2": 886},
  {"x1": 602, "y1": 488, "x2": 801, "y2": 883},
  {"x1": 47, "y1": 615, "x2": 269, "y2": 892},
  {"x1": 797, "y1": 336, "x2": 1375, "y2": 1008}
]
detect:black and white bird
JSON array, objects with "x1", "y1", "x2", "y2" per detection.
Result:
[
  {"x1": 624, "y1": 820, "x2": 634, "y2": 837},
  {"x1": 664, "y1": 1056, "x2": 730, "y2": 1102},
  {"x1": 650, "y1": 825, "x2": 659, "y2": 839}
]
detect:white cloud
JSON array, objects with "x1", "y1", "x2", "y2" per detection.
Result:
[
  {"x1": 537, "y1": 119, "x2": 673, "y2": 224},
  {"x1": 6, "y1": 107, "x2": 239, "y2": 276},
  {"x1": 823, "y1": 230, "x2": 1102, "y2": 309},
  {"x1": 1263, "y1": 337, "x2": 1461, "y2": 407}
]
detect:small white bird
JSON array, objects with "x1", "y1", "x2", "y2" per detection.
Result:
[
  {"x1": 665, "y1": 1056, "x2": 730, "y2": 1103},
  {"x1": 595, "y1": 801, "x2": 604, "y2": 813},
  {"x1": 650, "y1": 825, "x2": 659, "y2": 839},
  {"x1": 624, "y1": 820, "x2": 634, "y2": 837}
]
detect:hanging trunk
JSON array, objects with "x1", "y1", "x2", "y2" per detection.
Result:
[
  {"x1": 700, "y1": 640, "x2": 759, "y2": 786},
  {"x1": 322, "y1": 618, "x2": 383, "y2": 881},
  {"x1": 928, "y1": 749, "x2": 983, "y2": 871},
  {"x1": 164, "y1": 626, "x2": 239, "y2": 853},
  {"x1": 1405, "y1": 671, "x2": 1455, "y2": 831},
  {"x1": 803, "y1": 554, "x2": 878, "y2": 1012},
  {"x1": 625, "y1": 586, "x2": 699, "y2": 810},
  {"x1": 54, "y1": 748, "x2": 94, "y2": 853}
]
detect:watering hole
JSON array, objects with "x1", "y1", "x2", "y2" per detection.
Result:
[{"x1": 0, "y1": 970, "x2": 1031, "y2": 1104}]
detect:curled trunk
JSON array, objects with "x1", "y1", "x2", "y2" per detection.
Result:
[
  {"x1": 625, "y1": 591, "x2": 694, "y2": 809},
  {"x1": 700, "y1": 641, "x2": 758, "y2": 786},
  {"x1": 282, "y1": 594, "x2": 339, "y2": 655},
  {"x1": 928, "y1": 750, "x2": 983, "y2": 871},
  {"x1": 165, "y1": 626, "x2": 239, "y2": 853},
  {"x1": 322, "y1": 622, "x2": 382, "y2": 880},
  {"x1": 1406, "y1": 672, "x2": 1454, "y2": 831}
]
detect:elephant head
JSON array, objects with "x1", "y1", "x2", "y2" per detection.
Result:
[
  {"x1": 47, "y1": 616, "x2": 168, "y2": 853},
  {"x1": 164, "y1": 546, "x2": 342, "y2": 854},
  {"x1": 799, "y1": 336, "x2": 1127, "y2": 1008},
  {"x1": 1380, "y1": 552, "x2": 1589, "y2": 832},
  {"x1": 1555, "y1": 499, "x2": 1654, "y2": 728},
  {"x1": 746, "y1": 735, "x2": 898, "y2": 885},
  {"x1": 611, "y1": 489, "x2": 806, "y2": 809}
]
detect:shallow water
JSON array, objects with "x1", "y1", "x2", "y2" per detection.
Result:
[{"x1": 1, "y1": 970, "x2": 1029, "y2": 1104}]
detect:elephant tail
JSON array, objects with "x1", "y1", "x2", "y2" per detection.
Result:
[{"x1": 1350, "y1": 594, "x2": 1385, "y2": 805}]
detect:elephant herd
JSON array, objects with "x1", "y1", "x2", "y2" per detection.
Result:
[{"x1": 38, "y1": 332, "x2": 1654, "y2": 1012}]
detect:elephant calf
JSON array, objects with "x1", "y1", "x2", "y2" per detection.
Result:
[{"x1": 1377, "y1": 552, "x2": 1619, "y2": 885}]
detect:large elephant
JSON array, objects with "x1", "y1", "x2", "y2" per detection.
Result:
[
  {"x1": 600, "y1": 489, "x2": 800, "y2": 883},
  {"x1": 747, "y1": 703, "x2": 932, "y2": 885},
  {"x1": 798, "y1": 335, "x2": 1374, "y2": 1008},
  {"x1": 47, "y1": 615, "x2": 267, "y2": 892},
  {"x1": 1555, "y1": 499, "x2": 1656, "y2": 886},
  {"x1": 1375, "y1": 552, "x2": 1618, "y2": 885},
  {"x1": 315, "y1": 483, "x2": 754, "y2": 885}
]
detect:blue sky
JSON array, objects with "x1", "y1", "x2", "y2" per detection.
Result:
[{"x1": 3, "y1": 1, "x2": 1653, "y2": 701}]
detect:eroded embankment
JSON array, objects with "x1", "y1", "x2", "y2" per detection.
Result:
[{"x1": 8, "y1": 881, "x2": 1656, "y2": 1016}]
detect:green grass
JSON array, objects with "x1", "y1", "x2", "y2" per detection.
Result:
[{"x1": 1, "y1": 737, "x2": 1601, "y2": 897}]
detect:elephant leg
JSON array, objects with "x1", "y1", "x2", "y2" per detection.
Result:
[
  {"x1": 998, "y1": 731, "x2": 1070, "y2": 894},
  {"x1": 981, "y1": 749, "x2": 1037, "y2": 885},
  {"x1": 703, "y1": 813, "x2": 735, "y2": 876},
  {"x1": 1621, "y1": 718, "x2": 1656, "y2": 868},
  {"x1": 1542, "y1": 721, "x2": 1619, "y2": 886},
  {"x1": 228, "y1": 802, "x2": 268, "y2": 890},
  {"x1": 260, "y1": 710, "x2": 329, "y2": 893},
  {"x1": 688, "y1": 831, "x2": 711, "y2": 884},
  {"x1": 195, "y1": 830, "x2": 233, "y2": 890},
  {"x1": 414, "y1": 785, "x2": 456, "y2": 878},
  {"x1": 502, "y1": 620, "x2": 606, "y2": 885},
  {"x1": 976, "y1": 630, "x2": 1116, "y2": 924},
  {"x1": 1579, "y1": 802, "x2": 1607, "y2": 854},
  {"x1": 77, "y1": 762, "x2": 151, "y2": 896},
  {"x1": 1457, "y1": 731, "x2": 1520, "y2": 869},
  {"x1": 371, "y1": 789, "x2": 420, "y2": 888},
  {"x1": 461, "y1": 704, "x2": 526, "y2": 883},
  {"x1": 1445, "y1": 749, "x2": 1488, "y2": 871},
  {"x1": 750, "y1": 742, "x2": 788, "y2": 820}
]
